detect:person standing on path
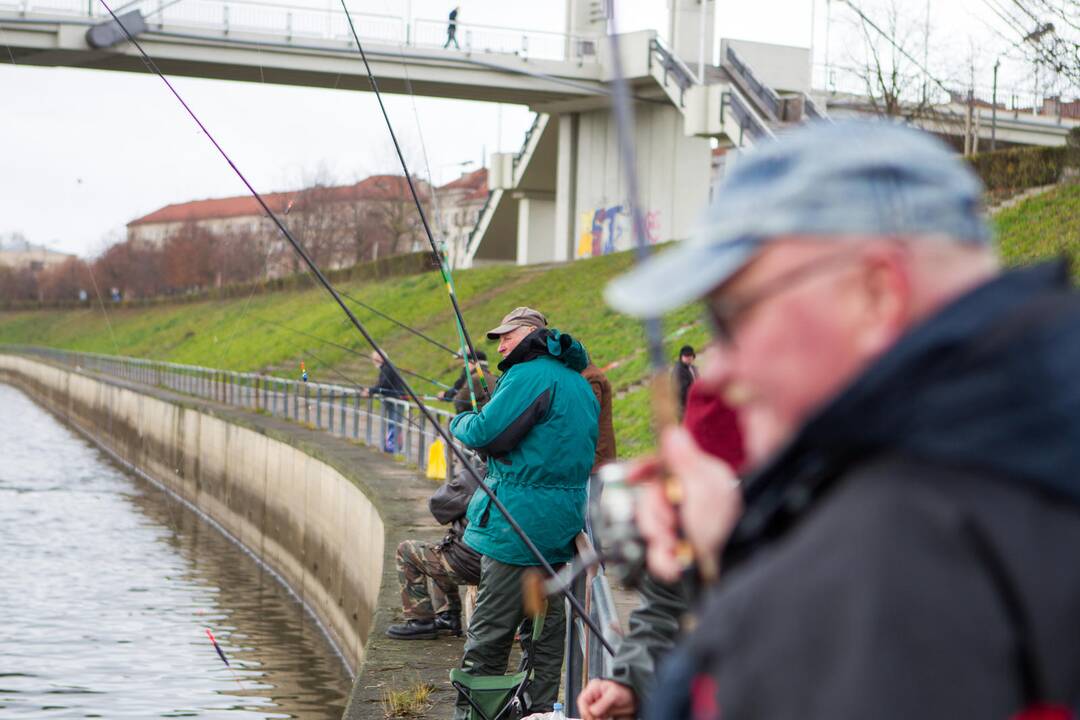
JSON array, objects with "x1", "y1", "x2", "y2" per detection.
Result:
[
  {"x1": 449, "y1": 306, "x2": 598, "y2": 718},
  {"x1": 672, "y1": 345, "x2": 697, "y2": 419},
  {"x1": 365, "y1": 351, "x2": 407, "y2": 453}
]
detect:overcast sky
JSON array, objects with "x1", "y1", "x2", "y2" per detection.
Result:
[{"x1": 0, "y1": 0, "x2": 1065, "y2": 257}]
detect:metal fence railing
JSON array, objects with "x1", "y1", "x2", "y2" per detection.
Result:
[
  {"x1": 0, "y1": 0, "x2": 599, "y2": 64},
  {"x1": 5, "y1": 345, "x2": 463, "y2": 477}
]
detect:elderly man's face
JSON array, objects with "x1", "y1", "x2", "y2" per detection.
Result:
[
  {"x1": 698, "y1": 238, "x2": 914, "y2": 463},
  {"x1": 496, "y1": 325, "x2": 534, "y2": 358}
]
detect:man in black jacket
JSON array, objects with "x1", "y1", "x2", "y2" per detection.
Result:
[
  {"x1": 365, "y1": 351, "x2": 408, "y2": 453},
  {"x1": 605, "y1": 121, "x2": 1080, "y2": 719},
  {"x1": 672, "y1": 345, "x2": 697, "y2": 418},
  {"x1": 386, "y1": 462, "x2": 483, "y2": 640}
]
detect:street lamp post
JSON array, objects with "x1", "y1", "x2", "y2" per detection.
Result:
[{"x1": 991, "y1": 58, "x2": 1000, "y2": 151}]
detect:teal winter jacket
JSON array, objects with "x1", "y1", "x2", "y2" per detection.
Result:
[{"x1": 450, "y1": 329, "x2": 599, "y2": 566}]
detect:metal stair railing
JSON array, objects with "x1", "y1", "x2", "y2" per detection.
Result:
[
  {"x1": 802, "y1": 92, "x2": 828, "y2": 122},
  {"x1": 723, "y1": 45, "x2": 783, "y2": 122},
  {"x1": 3, "y1": 345, "x2": 463, "y2": 477},
  {"x1": 722, "y1": 85, "x2": 776, "y2": 145},
  {"x1": 648, "y1": 36, "x2": 695, "y2": 107}
]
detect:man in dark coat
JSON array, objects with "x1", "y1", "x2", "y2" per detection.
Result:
[
  {"x1": 605, "y1": 121, "x2": 1080, "y2": 719},
  {"x1": 386, "y1": 462, "x2": 483, "y2": 640},
  {"x1": 443, "y1": 6, "x2": 459, "y2": 48},
  {"x1": 672, "y1": 345, "x2": 697, "y2": 418},
  {"x1": 366, "y1": 351, "x2": 408, "y2": 453}
]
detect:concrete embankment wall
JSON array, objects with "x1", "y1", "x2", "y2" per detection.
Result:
[{"x1": 0, "y1": 354, "x2": 383, "y2": 675}]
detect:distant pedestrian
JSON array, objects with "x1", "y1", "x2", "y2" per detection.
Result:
[
  {"x1": 672, "y1": 345, "x2": 697, "y2": 418},
  {"x1": 365, "y1": 351, "x2": 408, "y2": 453},
  {"x1": 444, "y1": 6, "x2": 460, "y2": 49}
]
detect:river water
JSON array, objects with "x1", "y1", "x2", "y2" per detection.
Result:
[{"x1": 0, "y1": 383, "x2": 352, "y2": 718}]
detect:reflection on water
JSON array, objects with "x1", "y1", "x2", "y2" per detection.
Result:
[{"x1": 0, "y1": 383, "x2": 351, "y2": 718}]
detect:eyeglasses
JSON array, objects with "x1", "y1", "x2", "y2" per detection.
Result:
[{"x1": 706, "y1": 250, "x2": 860, "y2": 346}]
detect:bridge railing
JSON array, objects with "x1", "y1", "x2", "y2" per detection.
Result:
[
  {"x1": 0, "y1": 0, "x2": 599, "y2": 63},
  {"x1": 5, "y1": 345, "x2": 464, "y2": 477},
  {"x1": 722, "y1": 86, "x2": 776, "y2": 145},
  {"x1": 723, "y1": 45, "x2": 783, "y2": 122}
]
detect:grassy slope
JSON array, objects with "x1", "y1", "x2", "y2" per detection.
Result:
[
  {"x1": 0, "y1": 250, "x2": 709, "y2": 457},
  {"x1": 995, "y1": 183, "x2": 1080, "y2": 281},
  {"x1": 3, "y1": 184, "x2": 1073, "y2": 457}
]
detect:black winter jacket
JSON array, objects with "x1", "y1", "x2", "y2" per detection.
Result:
[
  {"x1": 649, "y1": 262, "x2": 1080, "y2": 720},
  {"x1": 429, "y1": 460, "x2": 483, "y2": 584}
]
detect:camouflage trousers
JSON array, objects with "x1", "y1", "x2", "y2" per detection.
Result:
[{"x1": 396, "y1": 539, "x2": 469, "y2": 619}]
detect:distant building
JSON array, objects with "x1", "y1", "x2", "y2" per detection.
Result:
[
  {"x1": 434, "y1": 168, "x2": 489, "y2": 269},
  {"x1": 126, "y1": 175, "x2": 436, "y2": 277},
  {"x1": 0, "y1": 236, "x2": 75, "y2": 272}
]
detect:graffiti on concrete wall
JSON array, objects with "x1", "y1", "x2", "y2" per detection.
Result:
[{"x1": 576, "y1": 205, "x2": 661, "y2": 259}]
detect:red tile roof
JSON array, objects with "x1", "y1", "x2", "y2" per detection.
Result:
[
  {"x1": 438, "y1": 168, "x2": 489, "y2": 201},
  {"x1": 127, "y1": 175, "x2": 429, "y2": 227}
]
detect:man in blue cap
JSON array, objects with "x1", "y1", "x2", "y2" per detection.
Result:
[{"x1": 603, "y1": 121, "x2": 1080, "y2": 719}]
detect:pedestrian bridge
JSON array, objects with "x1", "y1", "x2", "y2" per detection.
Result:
[{"x1": 0, "y1": 0, "x2": 608, "y2": 105}]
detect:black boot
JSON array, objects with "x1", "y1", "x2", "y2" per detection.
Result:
[
  {"x1": 386, "y1": 618, "x2": 437, "y2": 640},
  {"x1": 434, "y1": 611, "x2": 462, "y2": 637}
]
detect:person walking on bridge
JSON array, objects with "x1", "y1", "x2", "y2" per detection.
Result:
[
  {"x1": 449, "y1": 306, "x2": 598, "y2": 719},
  {"x1": 444, "y1": 6, "x2": 460, "y2": 49}
]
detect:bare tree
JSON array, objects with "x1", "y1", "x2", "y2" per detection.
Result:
[
  {"x1": 996, "y1": 0, "x2": 1079, "y2": 91},
  {"x1": 843, "y1": 0, "x2": 939, "y2": 118}
]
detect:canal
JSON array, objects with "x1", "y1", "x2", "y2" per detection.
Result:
[{"x1": 0, "y1": 383, "x2": 353, "y2": 718}]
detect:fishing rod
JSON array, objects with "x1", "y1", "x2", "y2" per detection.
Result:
[
  {"x1": 338, "y1": 289, "x2": 460, "y2": 358},
  {"x1": 337, "y1": 2, "x2": 488, "y2": 414},
  {"x1": 253, "y1": 315, "x2": 453, "y2": 391},
  {"x1": 605, "y1": 4, "x2": 715, "y2": 583},
  {"x1": 97, "y1": 0, "x2": 612, "y2": 655}
]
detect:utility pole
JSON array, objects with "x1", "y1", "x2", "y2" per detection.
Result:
[
  {"x1": 991, "y1": 58, "x2": 1000, "y2": 151},
  {"x1": 698, "y1": 0, "x2": 708, "y2": 84},
  {"x1": 964, "y1": 88, "x2": 974, "y2": 156},
  {"x1": 922, "y1": 0, "x2": 931, "y2": 105},
  {"x1": 824, "y1": 0, "x2": 832, "y2": 90}
]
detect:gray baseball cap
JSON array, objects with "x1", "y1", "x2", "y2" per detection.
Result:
[
  {"x1": 486, "y1": 306, "x2": 548, "y2": 339},
  {"x1": 605, "y1": 121, "x2": 991, "y2": 318}
]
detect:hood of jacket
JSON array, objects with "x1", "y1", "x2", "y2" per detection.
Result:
[
  {"x1": 726, "y1": 261, "x2": 1080, "y2": 563},
  {"x1": 497, "y1": 328, "x2": 590, "y2": 373}
]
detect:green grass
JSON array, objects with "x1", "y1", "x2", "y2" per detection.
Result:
[
  {"x1": 0, "y1": 249, "x2": 707, "y2": 457},
  {"x1": 4, "y1": 184, "x2": 1072, "y2": 458},
  {"x1": 996, "y1": 183, "x2": 1080, "y2": 282}
]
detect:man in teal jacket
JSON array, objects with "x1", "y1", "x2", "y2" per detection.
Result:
[{"x1": 450, "y1": 306, "x2": 598, "y2": 717}]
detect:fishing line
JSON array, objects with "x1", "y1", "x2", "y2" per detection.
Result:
[
  {"x1": 253, "y1": 314, "x2": 452, "y2": 390},
  {"x1": 97, "y1": 0, "x2": 612, "y2": 653},
  {"x1": 338, "y1": 289, "x2": 460, "y2": 358},
  {"x1": 337, "y1": 1, "x2": 489, "y2": 412}
]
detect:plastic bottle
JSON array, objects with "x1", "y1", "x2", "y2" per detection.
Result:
[{"x1": 551, "y1": 702, "x2": 566, "y2": 720}]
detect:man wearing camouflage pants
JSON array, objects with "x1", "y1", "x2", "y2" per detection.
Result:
[{"x1": 387, "y1": 465, "x2": 483, "y2": 640}]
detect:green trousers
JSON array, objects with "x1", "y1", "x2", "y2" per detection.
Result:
[{"x1": 454, "y1": 555, "x2": 566, "y2": 718}]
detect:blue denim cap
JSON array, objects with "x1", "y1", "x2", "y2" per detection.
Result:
[{"x1": 605, "y1": 121, "x2": 991, "y2": 317}]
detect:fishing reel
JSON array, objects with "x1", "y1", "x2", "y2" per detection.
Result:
[{"x1": 589, "y1": 462, "x2": 648, "y2": 588}]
